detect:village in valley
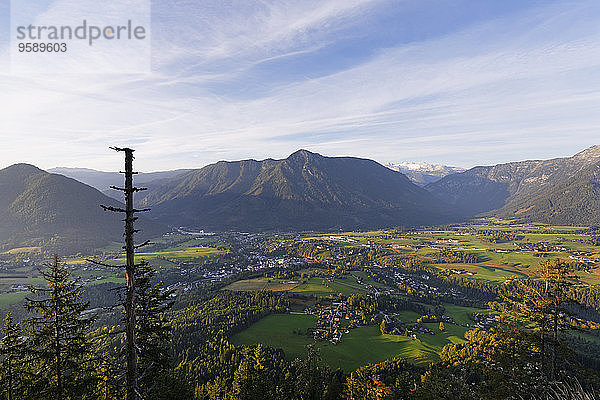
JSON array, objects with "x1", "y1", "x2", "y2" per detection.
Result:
[{"x1": 1, "y1": 219, "x2": 600, "y2": 370}]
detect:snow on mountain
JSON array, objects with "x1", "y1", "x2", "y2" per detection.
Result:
[{"x1": 385, "y1": 162, "x2": 465, "y2": 186}]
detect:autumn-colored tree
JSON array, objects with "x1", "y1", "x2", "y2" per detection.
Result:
[
  {"x1": 346, "y1": 369, "x2": 393, "y2": 400},
  {"x1": 439, "y1": 328, "x2": 542, "y2": 399},
  {"x1": 379, "y1": 320, "x2": 387, "y2": 335},
  {"x1": 538, "y1": 259, "x2": 578, "y2": 379},
  {"x1": 495, "y1": 258, "x2": 578, "y2": 379}
]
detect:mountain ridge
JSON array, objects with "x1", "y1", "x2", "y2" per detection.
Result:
[
  {"x1": 426, "y1": 145, "x2": 600, "y2": 224},
  {"x1": 0, "y1": 164, "x2": 165, "y2": 252},
  {"x1": 48, "y1": 167, "x2": 194, "y2": 200},
  {"x1": 139, "y1": 150, "x2": 460, "y2": 231}
]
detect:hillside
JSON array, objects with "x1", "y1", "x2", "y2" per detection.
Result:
[
  {"x1": 426, "y1": 145, "x2": 600, "y2": 221},
  {"x1": 496, "y1": 161, "x2": 600, "y2": 226},
  {"x1": 0, "y1": 164, "x2": 164, "y2": 252},
  {"x1": 49, "y1": 167, "x2": 193, "y2": 200},
  {"x1": 139, "y1": 150, "x2": 459, "y2": 231}
]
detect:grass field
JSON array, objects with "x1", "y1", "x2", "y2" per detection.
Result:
[
  {"x1": 289, "y1": 277, "x2": 365, "y2": 297},
  {"x1": 3, "y1": 247, "x2": 42, "y2": 254},
  {"x1": 577, "y1": 272, "x2": 600, "y2": 286},
  {"x1": 442, "y1": 304, "x2": 489, "y2": 325},
  {"x1": 0, "y1": 276, "x2": 45, "y2": 287},
  {"x1": 395, "y1": 310, "x2": 420, "y2": 323},
  {"x1": 434, "y1": 263, "x2": 527, "y2": 282},
  {"x1": 225, "y1": 278, "x2": 300, "y2": 292},
  {"x1": 230, "y1": 314, "x2": 317, "y2": 359},
  {"x1": 0, "y1": 292, "x2": 28, "y2": 308},
  {"x1": 394, "y1": 304, "x2": 486, "y2": 326},
  {"x1": 290, "y1": 278, "x2": 335, "y2": 297},
  {"x1": 421, "y1": 323, "x2": 468, "y2": 348},
  {"x1": 329, "y1": 276, "x2": 367, "y2": 296},
  {"x1": 231, "y1": 313, "x2": 469, "y2": 370},
  {"x1": 85, "y1": 277, "x2": 125, "y2": 286},
  {"x1": 320, "y1": 327, "x2": 441, "y2": 369},
  {"x1": 107, "y1": 246, "x2": 224, "y2": 267}
]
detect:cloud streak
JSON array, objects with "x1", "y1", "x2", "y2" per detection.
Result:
[{"x1": 0, "y1": 0, "x2": 599, "y2": 171}]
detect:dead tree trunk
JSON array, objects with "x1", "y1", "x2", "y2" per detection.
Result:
[
  {"x1": 102, "y1": 147, "x2": 149, "y2": 400},
  {"x1": 54, "y1": 259, "x2": 63, "y2": 399}
]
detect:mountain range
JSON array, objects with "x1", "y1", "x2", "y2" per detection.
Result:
[
  {"x1": 0, "y1": 164, "x2": 164, "y2": 252},
  {"x1": 426, "y1": 145, "x2": 600, "y2": 225},
  {"x1": 385, "y1": 162, "x2": 465, "y2": 186},
  {"x1": 2, "y1": 146, "x2": 599, "y2": 252},
  {"x1": 48, "y1": 167, "x2": 193, "y2": 200},
  {"x1": 137, "y1": 150, "x2": 458, "y2": 231}
]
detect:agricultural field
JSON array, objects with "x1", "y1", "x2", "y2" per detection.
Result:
[
  {"x1": 3, "y1": 247, "x2": 42, "y2": 255},
  {"x1": 433, "y1": 263, "x2": 527, "y2": 282},
  {"x1": 224, "y1": 277, "x2": 300, "y2": 292},
  {"x1": 230, "y1": 313, "x2": 469, "y2": 370},
  {"x1": 0, "y1": 233, "x2": 229, "y2": 310},
  {"x1": 287, "y1": 219, "x2": 600, "y2": 285},
  {"x1": 289, "y1": 276, "x2": 366, "y2": 297},
  {"x1": 0, "y1": 292, "x2": 28, "y2": 309},
  {"x1": 226, "y1": 262, "x2": 486, "y2": 370},
  {"x1": 226, "y1": 219, "x2": 600, "y2": 372},
  {"x1": 106, "y1": 246, "x2": 224, "y2": 268}
]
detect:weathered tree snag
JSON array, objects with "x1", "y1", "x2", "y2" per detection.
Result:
[{"x1": 102, "y1": 147, "x2": 148, "y2": 400}]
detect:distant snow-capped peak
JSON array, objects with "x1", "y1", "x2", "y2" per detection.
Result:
[{"x1": 385, "y1": 162, "x2": 465, "y2": 175}]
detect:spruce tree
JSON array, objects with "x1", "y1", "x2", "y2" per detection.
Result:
[
  {"x1": 135, "y1": 262, "x2": 174, "y2": 397},
  {"x1": 496, "y1": 258, "x2": 578, "y2": 380},
  {"x1": 539, "y1": 259, "x2": 577, "y2": 380},
  {"x1": 25, "y1": 255, "x2": 97, "y2": 400},
  {"x1": 0, "y1": 313, "x2": 28, "y2": 400}
]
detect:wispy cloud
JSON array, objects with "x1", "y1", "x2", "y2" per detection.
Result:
[{"x1": 0, "y1": 0, "x2": 599, "y2": 171}]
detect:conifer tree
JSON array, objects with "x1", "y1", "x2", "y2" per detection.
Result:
[
  {"x1": 26, "y1": 255, "x2": 97, "y2": 400},
  {"x1": 291, "y1": 345, "x2": 330, "y2": 400},
  {"x1": 495, "y1": 279, "x2": 552, "y2": 376},
  {"x1": 495, "y1": 258, "x2": 578, "y2": 380},
  {"x1": 96, "y1": 352, "x2": 124, "y2": 400},
  {"x1": 539, "y1": 259, "x2": 578, "y2": 380},
  {"x1": 135, "y1": 262, "x2": 174, "y2": 397},
  {"x1": 0, "y1": 313, "x2": 28, "y2": 400}
]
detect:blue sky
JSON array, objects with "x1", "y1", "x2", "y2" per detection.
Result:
[{"x1": 0, "y1": 0, "x2": 599, "y2": 171}]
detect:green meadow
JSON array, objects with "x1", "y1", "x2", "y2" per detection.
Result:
[
  {"x1": 225, "y1": 278, "x2": 300, "y2": 292},
  {"x1": 107, "y1": 246, "x2": 224, "y2": 267},
  {"x1": 0, "y1": 292, "x2": 28, "y2": 308},
  {"x1": 231, "y1": 313, "x2": 469, "y2": 370},
  {"x1": 289, "y1": 277, "x2": 366, "y2": 297}
]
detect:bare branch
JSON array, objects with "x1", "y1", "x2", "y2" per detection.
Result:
[
  {"x1": 110, "y1": 146, "x2": 134, "y2": 153},
  {"x1": 101, "y1": 205, "x2": 126, "y2": 213},
  {"x1": 85, "y1": 259, "x2": 125, "y2": 269},
  {"x1": 134, "y1": 240, "x2": 151, "y2": 249},
  {"x1": 110, "y1": 186, "x2": 148, "y2": 192}
]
